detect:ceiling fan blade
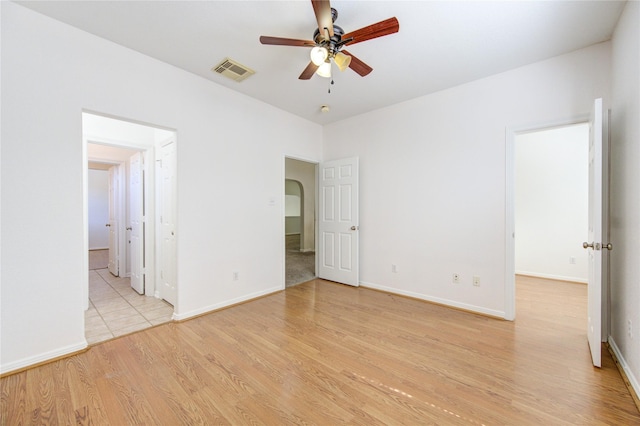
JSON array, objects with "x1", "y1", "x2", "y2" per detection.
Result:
[
  {"x1": 260, "y1": 36, "x2": 315, "y2": 47},
  {"x1": 311, "y1": 0, "x2": 334, "y2": 39},
  {"x1": 299, "y1": 61, "x2": 319, "y2": 80},
  {"x1": 342, "y1": 17, "x2": 399, "y2": 46},
  {"x1": 341, "y1": 50, "x2": 373, "y2": 77}
]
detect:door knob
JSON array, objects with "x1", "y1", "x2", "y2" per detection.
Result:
[
  {"x1": 350, "y1": 226, "x2": 358, "y2": 231},
  {"x1": 583, "y1": 242, "x2": 593, "y2": 249},
  {"x1": 126, "y1": 227, "x2": 132, "y2": 231},
  {"x1": 105, "y1": 224, "x2": 111, "y2": 227},
  {"x1": 603, "y1": 243, "x2": 613, "y2": 250}
]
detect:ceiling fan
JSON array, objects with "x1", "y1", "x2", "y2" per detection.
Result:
[{"x1": 259, "y1": 0, "x2": 399, "y2": 80}]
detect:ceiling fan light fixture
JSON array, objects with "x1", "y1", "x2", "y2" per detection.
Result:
[
  {"x1": 316, "y1": 61, "x2": 332, "y2": 78},
  {"x1": 310, "y1": 46, "x2": 329, "y2": 66},
  {"x1": 334, "y1": 51, "x2": 352, "y2": 72}
]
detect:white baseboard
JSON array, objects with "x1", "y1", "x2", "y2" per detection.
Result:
[
  {"x1": 1, "y1": 340, "x2": 88, "y2": 375},
  {"x1": 608, "y1": 336, "x2": 640, "y2": 400},
  {"x1": 515, "y1": 271, "x2": 587, "y2": 284},
  {"x1": 359, "y1": 280, "x2": 506, "y2": 319},
  {"x1": 173, "y1": 285, "x2": 282, "y2": 321}
]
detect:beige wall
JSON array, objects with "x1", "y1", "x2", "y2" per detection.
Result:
[{"x1": 285, "y1": 158, "x2": 316, "y2": 252}]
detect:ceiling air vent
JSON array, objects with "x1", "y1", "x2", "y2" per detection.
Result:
[{"x1": 212, "y1": 58, "x2": 255, "y2": 82}]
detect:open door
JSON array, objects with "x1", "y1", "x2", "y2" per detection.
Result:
[
  {"x1": 107, "y1": 165, "x2": 119, "y2": 276},
  {"x1": 159, "y1": 140, "x2": 177, "y2": 305},
  {"x1": 129, "y1": 152, "x2": 144, "y2": 294},
  {"x1": 583, "y1": 98, "x2": 610, "y2": 368},
  {"x1": 318, "y1": 157, "x2": 359, "y2": 286}
]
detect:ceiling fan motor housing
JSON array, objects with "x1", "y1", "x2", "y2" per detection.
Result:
[{"x1": 313, "y1": 25, "x2": 345, "y2": 56}]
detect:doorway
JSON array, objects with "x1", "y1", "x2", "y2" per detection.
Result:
[
  {"x1": 515, "y1": 123, "x2": 589, "y2": 282},
  {"x1": 82, "y1": 112, "x2": 177, "y2": 344},
  {"x1": 285, "y1": 158, "x2": 317, "y2": 287},
  {"x1": 504, "y1": 115, "x2": 590, "y2": 320}
]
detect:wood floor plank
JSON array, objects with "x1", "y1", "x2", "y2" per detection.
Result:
[{"x1": 2, "y1": 276, "x2": 639, "y2": 424}]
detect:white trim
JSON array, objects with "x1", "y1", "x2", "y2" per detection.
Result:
[
  {"x1": 0, "y1": 341, "x2": 87, "y2": 375},
  {"x1": 172, "y1": 286, "x2": 282, "y2": 321},
  {"x1": 86, "y1": 135, "x2": 151, "y2": 152},
  {"x1": 505, "y1": 114, "x2": 590, "y2": 322},
  {"x1": 360, "y1": 281, "x2": 506, "y2": 319},
  {"x1": 117, "y1": 163, "x2": 126, "y2": 278},
  {"x1": 505, "y1": 126, "x2": 516, "y2": 320},
  {"x1": 608, "y1": 336, "x2": 640, "y2": 401},
  {"x1": 82, "y1": 137, "x2": 89, "y2": 311},
  {"x1": 515, "y1": 271, "x2": 587, "y2": 284}
]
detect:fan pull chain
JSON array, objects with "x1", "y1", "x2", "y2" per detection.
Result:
[{"x1": 328, "y1": 78, "x2": 335, "y2": 94}]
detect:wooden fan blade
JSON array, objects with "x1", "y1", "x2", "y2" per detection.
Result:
[
  {"x1": 311, "y1": 0, "x2": 334, "y2": 39},
  {"x1": 260, "y1": 36, "x2": 315, "y2": 47},
  {"x1": 299, "y1": 61, "x2": 319, "y2": 80},
  {"x1": 342, "y1": 17, "x2": 399, "y2": 46},
  {"x1": 341, "y1": 50, "x2": 373, "y2": 77}
]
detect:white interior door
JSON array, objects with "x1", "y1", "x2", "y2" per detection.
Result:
[
  {"x1": 129, "y1": 152, "x2": 144, "y2": 294},
  {"x1": 160, "y1": 141, "x2": 177, "y2": 305},
  {"x1": 585, "y1": 98, "x2": 608, "y2": 368},
  {"x1": 107, "y1": 165, "x2": 119, "y2": 276},
  {"x1": 318, "y1": 157, "x2": 359, "y2": 286}
]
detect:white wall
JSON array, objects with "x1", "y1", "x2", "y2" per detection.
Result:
[
  {"x1": 0, "y1": 2, "x2": 322, "y2": 373},
  {"x1": 324, "y1": 42, "x2": 610, "y2": 318},
  {"x1": 515, "y1": 124, "x2": 588, "y2": 282},
  {"x1": 609, "y1": 0, "x2": 640, "y2": 400},
  {"x1": 88, "y1": 169, "x2": 109, "y2": 250},
  {"x1": 84, "y1": 113, "x2": 157, "y2": 146}
]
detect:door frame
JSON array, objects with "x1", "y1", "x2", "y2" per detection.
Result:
[
  {"x1": 156, "y1": 137, "x2": 178, "y2": 305},
  {"x1": 505, "y1": 114, "x2": 603, "y2": 321},
  {"x1": 283, "y1": 155, "x2": 319, "y2": 288}
]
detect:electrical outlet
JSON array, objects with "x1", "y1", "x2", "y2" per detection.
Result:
[
  {"x1": 473, "y1": 276, "x2": 481, "y2": 287},
  {"x1": 628, "y1": 320, "x2": 633, "y2": 339},
  {"x1": 452, "y1": 273, "x2": 460, "y2": 284},
  {"x1": 233, "y1": 271, "x2": 239, "y2": 281},
  {"x1": 392, "y1": 264, "x2": 398, "y2": 273}
]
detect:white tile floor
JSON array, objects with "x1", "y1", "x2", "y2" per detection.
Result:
[{"x1": 85, "y1": 269, "x2": 174, "y2": 345}]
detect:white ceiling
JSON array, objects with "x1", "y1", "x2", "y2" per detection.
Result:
[{"x1": 17, "y1": 1, "x2": 625, "y2": 125}]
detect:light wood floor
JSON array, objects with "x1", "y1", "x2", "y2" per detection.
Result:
[{"x1": 2, "y1": 276, "x2": 638, "y2": 424}]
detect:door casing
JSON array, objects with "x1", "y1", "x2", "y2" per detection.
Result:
[{"x1": 505, "y1": 113, "x2": 608, "y2": 334}]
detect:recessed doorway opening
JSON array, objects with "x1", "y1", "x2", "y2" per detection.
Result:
[
  {"x1": 82, "y1": 111, "x2": 178, "y2": 344},
  {"x1": 285, "y1": 158, "x2": 317, "y2": 287}
]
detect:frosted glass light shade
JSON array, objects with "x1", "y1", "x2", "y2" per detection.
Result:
[
  {"x1": 310, "y1": 46, "x2": 328, "y2": 66},
  {"x1": 316, "y1": 61, "x2": 332, "y2": 78},
  {"x1": 334, "y1": 52, "x2": 352, "y2": 71}
]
